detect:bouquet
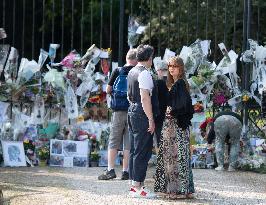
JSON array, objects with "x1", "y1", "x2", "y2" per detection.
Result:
[
  {"x1": 194, "y1": 102, "x2": 204, "y2": 113},
  {"x1": 37, "y1": 145, "x2": 50, "y2": 160},
  {"x1": 23, "y1": 139, "x2": 35, "y2": 155}
]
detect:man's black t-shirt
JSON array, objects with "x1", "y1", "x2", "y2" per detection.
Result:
[{"x1": 108, "y1": 65, "x2": 134, "y2": 86}]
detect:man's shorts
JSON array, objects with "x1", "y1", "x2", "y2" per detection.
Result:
[{"x1": 108, "y1": 111, "x2": 130, "y2": 150}]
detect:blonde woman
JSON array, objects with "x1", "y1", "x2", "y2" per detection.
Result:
[{"x1": 154, "y1": 56, "x2": 195, "y2": 199}]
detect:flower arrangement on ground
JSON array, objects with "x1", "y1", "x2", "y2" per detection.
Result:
[
  {"x1": 90, "y1": 151, "x2": 101, "y2": 162},
  {"x1": 37, "y1": 145, "x2": 50, "y2": 161},
  {"x1": 23, "y1": 139, "x2": 37, "y2": 165},
  {"x1": 90, "y1": 151, "x2": 101, "y2": 167}
]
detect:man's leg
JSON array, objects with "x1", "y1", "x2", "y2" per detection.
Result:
[
  {"x1": 129, "y1": 113, "x2": 155, "y2": 198},
  {"x1": 122, "y1": 150, "x2": 130, "y2": 171},
  {"x1": 107, "y1": 111, "x2": 125, "y2": 170},
  {"x1": 228, "y1": 117, "x2": 242, "y2": 170},
  {"x1": 214, "y1": 117, "x2": 228, "y2": 171},
  {"x1": 128, "y1": 112, "x2": 134, "y2": 181},
  {"x1": 98, "y1": 111, "x2": 124, "y2": 180},
  {"x1": 127, "y1": 102, "x2": 156, "y2": 198},
  {"x1": 121, "y1": 113, "x2": 130, "y2": 180},
  {"x1": 108, "y1": 111, "x2": 128, "y2": 171},
  {"x1": 108, "y1": 148, "x2": 118, "y2": 170},
  {"x1": 120, "y1": 149, "x2": 130, "y2": 180},
  {"x1": 130, "y1": 113, "x2": 153, "y2": 185}
]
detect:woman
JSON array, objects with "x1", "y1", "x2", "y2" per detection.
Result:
[{"x1": 154, "y1": 56, "x2": 195, "y2": 199}]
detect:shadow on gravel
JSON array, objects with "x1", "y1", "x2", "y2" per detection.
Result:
[
  {"x1": 0, "y1": 167, "x2": 265, "y2": 205},
  {"x1": 0, "y1": 167, "x2": 128, "y2": 196},
  {"x1": 195, "y1": 185, "x2": 266, "y2": 204},
  {"x1": 0, "y1": 186, "x2": 45, "y2": 205}
]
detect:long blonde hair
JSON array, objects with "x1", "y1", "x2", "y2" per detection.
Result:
[{"x1": 166, "y1": 56, "x2": 190, "y2": 91}]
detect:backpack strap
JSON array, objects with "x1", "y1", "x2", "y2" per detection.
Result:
[{"x1": 112, "y1": 66, "x2": 127, "y2": 92}]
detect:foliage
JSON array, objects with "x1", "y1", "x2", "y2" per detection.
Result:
[
  {"x1": 90, "y1": 151, "x2": 101, "y2": 161},
  {"x1": 6, "y1": 1, "x2": 266, "y2": 61},
  {"x1": 23, "y1": 140, "x2": 35, "y2": 156},
  {"x1": 211, "y1": 75, "x2": 232, "y2": 106},
  {"x1": 241, "y1": 164, "x2": 266, "y2": 174},
  {"x1": 238, "y1": 158, "x2": 266, "y2": 174},
  {"x1": 191, "y1": 75, "x2": 204, "y2": 87},
  {"x1": 191, "y1": 63, "x2": 215, "y2": 88},
  {"x1": 137, "y1": 0, "x2": 266, "y2": 61},
  {"x1": 37, "y1": 145, "x2": 50, "y2": 160}
]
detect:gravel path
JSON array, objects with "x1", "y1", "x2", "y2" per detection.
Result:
[{"x1": 0, "y1": 166, "x2": 265, "y2": 205}]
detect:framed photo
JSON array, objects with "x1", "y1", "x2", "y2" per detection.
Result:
[
  {"x1": 63, "y1": 141, "x2": 77, "y2": 153},
  {"x1": 63, "y1": 157, "x2": 73, "y2": 168},
  {"x1": 50, "y1": 155, "x2": 64, "y2": 166},
  {"x1": 63, "y1": 140, "x2": 88, "y2": 157},
  {"x1": 50, "y1": 139, "x2": 63, "y2": 155},
  {"x1": 1, "y1": 141, "x2": 26, "y2": 167},
  {"x1": 73, "y1": 156, "x2": 88, "y2": 167},
  {"x1": 50, "y1": 139, "x2": 89, "y2": 167}
]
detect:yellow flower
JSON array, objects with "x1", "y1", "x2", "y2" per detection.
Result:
[
  {"x1": 242, "y1": 94, "x2": 249, "y2": 102},
  {"x1": 107, "y1": 48, "x2": 112, "y2": 54},
  {"x1": 76, "y1": 115, "x2": 84, "y2": 123}
]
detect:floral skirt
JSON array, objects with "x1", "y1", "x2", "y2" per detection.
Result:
[{"x1": 154, "y1": 115, "x2": 195, "y2": 195}]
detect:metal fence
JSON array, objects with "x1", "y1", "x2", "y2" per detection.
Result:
[
  {"x1": 1, "y1": 0, "x2": 265, "y2": 62},
  {"x1": 1, "y1": 0, "x2": 119, "y2": 60},
  {"x1": 1, "y1": 0, "x2": 266, "y2": 135}
]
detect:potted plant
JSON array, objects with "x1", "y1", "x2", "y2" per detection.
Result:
[
  {"x1": 37, "y1": 145, "x2": 50, "y2": 166},
  {"x1": 90, "y1": 151, "x2": 101, "y2": 167}
]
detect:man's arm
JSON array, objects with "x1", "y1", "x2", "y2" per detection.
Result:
[
  {"x1": 207, "y1": 123, "x2": 215, "y2": 144},
  {"x1": 140, "y1": 88, "x2": 155, "y2": 134}
]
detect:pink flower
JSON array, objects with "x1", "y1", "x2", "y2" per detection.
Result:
[
  {"x1": 90, "y1": 135, "x2": 97, "y2": 141},
  {"x1": 213, "y1": 92, "x2": 227, "y2": 105}
]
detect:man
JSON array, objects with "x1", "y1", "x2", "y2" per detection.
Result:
[
  {"x1": 154, "y1": 58, "x2": 168, "y2": 81},
  {"x1": 98, "y1": 49, "x2": 137, "y2": 180},
  {"x1": 154, "y1": 59, "x2": 168, "y2": 147},
  {"x1": 127, "y1": 44, "x2": 157, "y2": 198},
  {"x1": 205, "y1": 110, "x2": 242, "y2": 171}
]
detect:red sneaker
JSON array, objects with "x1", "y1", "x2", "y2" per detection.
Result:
[
  {"x1": 129, "y1": 186, "x2": 156, "y2": 198},
  {"x1": 129, "y1": 186, "x2": 138, "y2": 197}
]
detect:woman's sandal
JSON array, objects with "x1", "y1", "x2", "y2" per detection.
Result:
[
  {"x1": 186, "y1": 193, "x2": 194, "y2": 199},
  {"x1": 155, "y1": 192, "x2": 168, "y2": 199},
  {"x1": 168, "y1": 193, "x2": 194, "y2": 200},
  {"x1": 158, "y1": 192, "x2": 194, "y2": 200},
  {"x1": 166, "y1": 194, "x2": 186, "y2": 200}
]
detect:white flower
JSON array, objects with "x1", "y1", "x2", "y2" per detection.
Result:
[{"x1": 253, "y1": 161, "x2": 261, "y2": 169}]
